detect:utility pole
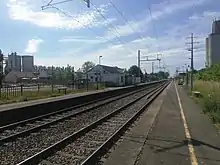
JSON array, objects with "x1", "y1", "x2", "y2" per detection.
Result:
[
  {"x1": 0, "y1": 49, "x2": 4, "y2": 90},
  {"x1": 152, "y1": 62, "x2": 154, "y2": 73},
  {"x1": 158, "y1": 59, "x2": 161, "y2": 72},
  {"x1": 186, "y1": 33, "x2": 199, "y2": 91},
  {"x1": 51, "y1": 65, "x2": 54, "y2": 92},
  {"x1": 140, "y1": 54, "x2": 161, "y2": 72},
  {"x1": 185, "y1": 64, "x2": 189, "y2": 86},
  {"x1": 72, "y1": 67, "x2": 75, "y2": 90},
  {"x1": 175, "y1": 67, "x2": 179, "y2": 82},
  {"x1": 137, "y1": 50, "x2": 141, "y2": 81},
  {"x1": 190, "y1": 33, "x2": 194, "y2": 91}
]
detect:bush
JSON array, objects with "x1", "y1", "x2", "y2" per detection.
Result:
[{"x1": 194, "y1": 81, "x2": 220, "y2": 125}]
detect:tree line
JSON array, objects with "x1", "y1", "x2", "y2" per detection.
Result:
[
  {"x1": 195, "y1": 63, "x2": 220, "y2": 81},
  {"x1": 33, "y1": 61, "x2": 169, "y2": 84}
]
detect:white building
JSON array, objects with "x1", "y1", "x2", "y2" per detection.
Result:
[
  {"x1": 22, "y1": 55, "x2": 34, "y2": 72},
  {"x1": 87, "y1": 65, "x2": 125, "y2": 86},
  {"x1": 8, "y1": 52, "x2": 21, "y2": 72}
]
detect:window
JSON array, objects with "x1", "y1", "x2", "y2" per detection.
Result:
[
  {"x1": 95, "y1": 77, "x2": 97, "y2": 82},
  {"x1": 90, "y1": 76, "x2": 93, "y2": 79}
]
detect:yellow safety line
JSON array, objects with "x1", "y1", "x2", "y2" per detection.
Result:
[{"x1": 174, "y1": 82, "x2": 198, "y2": 165}]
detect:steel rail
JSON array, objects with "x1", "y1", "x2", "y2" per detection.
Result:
[
  {"x1": 81, "y1": 82, "x2": 169, "y2": 165},
  {"x1": 0, "y1": 84, "x2": 160, "y2": 132},
  {"x1": 0, "y1": 83, "x2": 159, "y2": 144},
  {"x1": 0, "y1": 88, "x2": 132, "y2": 131},
  {"x1": 16, "y1": 82, "x2": 167, "y2": 165}
]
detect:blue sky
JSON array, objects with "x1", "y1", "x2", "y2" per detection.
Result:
[{"x1": 1, "y1": 0, "x2": 220, "y2": 75}]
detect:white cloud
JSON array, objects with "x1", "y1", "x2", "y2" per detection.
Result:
[
  {"x1": 105, "y1": 0, "x2": 210, "y2": 39},
  {"x1": 25, "y1": 38, "x2": 43, "y2": 53},
  {"x1": 7, "y1": 0, "x2": 113, "y2": 30},
  {"x1": 58, "y1": 36, "x2": 105, "y2": 44},
  {"x1": 71, "y1": 10, "x2": 220, "y2": 74},
  {"x1": 30, "y1": 0, "x2": 220, "y2": 76},
  {"x1": 189, "y1": 11, "x2": 220, "y2": 20}
]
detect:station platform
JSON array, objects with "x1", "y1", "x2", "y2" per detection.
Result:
[
  {"x1": 103, "y1": 81, "x2": 220, "y2": 165},
  {"x1": 0, "y1": 88, "x2": 114, "y2": 112}
]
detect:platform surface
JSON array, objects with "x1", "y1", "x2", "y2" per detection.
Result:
[
  {"x1": 0, "y1": 88, "x2": 112, "y2": 112},
  {"x1": 103, "y1": 81, "x2": 220, "y2": 165}
]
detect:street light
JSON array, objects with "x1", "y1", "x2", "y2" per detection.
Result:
[{"x1": 99, "y1": 56, "x2": 102, "y2": 65}]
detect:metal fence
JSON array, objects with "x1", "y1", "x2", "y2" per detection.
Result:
[{"x1": 0, "y1": 82, "x2": 106, "y2": 99}]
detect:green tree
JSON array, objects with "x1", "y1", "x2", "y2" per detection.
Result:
[
  {"x1": 82, "y1": 61, "x2": 95, "y2": 73},
  {"x1": 128, "y1": 65, "x2": 143, "y2": 77},
  {"x1": 75, "y1": 68, "x2": 84, "y2": 79}
]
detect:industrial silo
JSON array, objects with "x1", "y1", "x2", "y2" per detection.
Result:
[
  {"x1": 212, "y1": 20, "x2": 220, "y2": 34},
  {"x1": 22, "y1": 55, "x2": 34, "y2": 72},
  {"x1": 208, "y1": 33, "x2": 220, "y2": 66}
]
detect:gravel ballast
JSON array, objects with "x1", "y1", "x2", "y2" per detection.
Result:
[{"x1": 0, "y1": 88, "x2": 154, "y2": 165}]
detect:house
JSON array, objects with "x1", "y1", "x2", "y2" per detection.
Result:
[
  {"x1": 4, "y1": 71, "x2": 36, "y2": 84},
  {"x1": 87, "y1": 65, "x2": 126, "y2": 86}
]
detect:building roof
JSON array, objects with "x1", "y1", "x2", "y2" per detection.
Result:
[
  {"x1": 8, "y1": 71, "x2": 35, "y2": 78},
  {"x1": 4, "y1": 71, "x2": 36, "y2": 83},
  {"x1": 98, "y1": 65, "x2": 124, "y2": 74}
]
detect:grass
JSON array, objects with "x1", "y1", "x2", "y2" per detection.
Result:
[
  {"x1": 0, "y1": 84, "x2": 105, "y2": 105},
  {"x1": 192, "y1": 80, "x2": 220, "y2": 130}
]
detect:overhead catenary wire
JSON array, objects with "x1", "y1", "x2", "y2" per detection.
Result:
[
  {"x1": 42, "y1": 1, "x2": 135, "y2": 55},
  {"x1": 107, "y1": 0, "x2": 145, "y2": 41},
  {"x1": 146, "y1": 2, "x2": 169, "y2": 71},
  {"x1": 42, "y1": 5, "x2": 118, "y2": 46},
  {"x1": 42, "y1": 0, "x2": 75, "y2": 10},
  {"x1": 90, "y1": 2, "x2": 133, "y2": 53}
]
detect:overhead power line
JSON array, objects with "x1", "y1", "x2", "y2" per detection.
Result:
[
  {"x1": 90, "y1": 2, "x2": 134, "y2": 54},
  {"x1": 42, "y1": 0, "x2": 136, "y2": 55},
  {"x1": 107, "y1": 0, "x2": 145, "y2": 41},
  {"x1": 90, "y1": 3, "x2": 126, "y2": 45},
  {"x1": 42, "y1": 0, "x2": 90, "y2": 9},
  {"x1": 42, "y1": 0, "x2": 74, "y2": 9},
  {"x1": 41, "y1": 5, "x2": 117, "y2": 45}
]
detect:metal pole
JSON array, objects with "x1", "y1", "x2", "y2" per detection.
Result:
[
  {"x1": 191, "y1": 33, "x2": 194, "y2": 91},
  {"x1": 0, "y1": 50, "x2": 3, "y2": 89},
  {"x1": 72, "y1": 67, "x2": 75, "y2": 90},
  {"x1": 186, "y1": 66, "x2": 189, "y2": 86},
  {"x1": 86, "y1": 73, "x2": 88, "y2": 91},
  {"x1": 159, "y1": 60, "x2": 161, "y2": 72},
  {"x1": 51, "y1": 66, "x2": 54, "y2": 93},
  {"x1": 152, "y1": 62, "x2": 154, "y2": 73},
  {"x1": 138, "y1": 50, "x2": 140, "y2": 78},
  {"x1": 0, "y1": 50, "x2": 3, "y2": 98}
]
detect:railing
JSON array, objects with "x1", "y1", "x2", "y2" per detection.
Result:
[{"x1": 0, "y1": 82, "x2": 106, "y2": 101}]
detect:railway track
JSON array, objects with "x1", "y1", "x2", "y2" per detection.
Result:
[
  {"x1": 0, "y1": 83, "x2": 157, "y2": 143},
  {"x1": 19, "y1": 82, "x2": 168, "y2": 165},
  {"x1": 0, "y1": 82, "x2": 166, "y2": 165}
]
